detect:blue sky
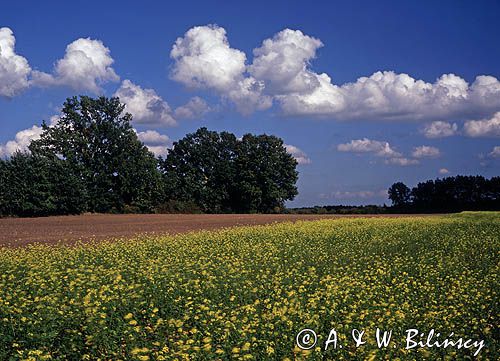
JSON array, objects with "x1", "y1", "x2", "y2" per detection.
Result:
[{"x1": 1, "y1": 0, "x2": 499, "y2": 207}]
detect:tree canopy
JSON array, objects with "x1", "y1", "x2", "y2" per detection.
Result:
[
  {"x1": 29, "y1": 96, "x2": 163, "y2": 213},
  {"x1": 388, "y1": 176, "x2": 500, "y2": 212},
  {"x1": 160, "y1": 128, "x2": 298, "y2": 213},
  {"x1": 0, "y1": 96, "x2": 299, "y2": 217}
]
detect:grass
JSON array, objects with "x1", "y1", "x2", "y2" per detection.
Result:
[{"x1": 0, "y1": 213, "x2": 498, "y2": 360}]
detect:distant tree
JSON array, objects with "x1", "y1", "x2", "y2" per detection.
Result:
[
  {"x1": 233, "y1": 134, "x2": 298, "y2": 213},
  {"x1": 388, "y1": 182, "x2": 411, "y2": 208},
  {"x1": 160, "y1": 128, "x2": 298, "y2": 213},
  {"x1": 388, "y1": 175, "x2": 500, "y2": 213},
  {"x1": 30, "y1": 96, "x2": 163, "y2": 213}
]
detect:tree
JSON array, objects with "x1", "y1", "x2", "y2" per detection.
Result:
[
  {"x1": 160, "y1": 128, "x2": 298, "y2": 213},
  {"x1": 30, "y1": 96, "x2": 163, "y2": 213},
  {"x1": 160, "y1": 128, "x2": 238, "y2": 213},
  {"x1": 233, "y1": 134, "x2": 298, "y2": 213},
  {"x1": 388, "y1": 182, "x2": 411, "y2": 208},
  {"x1": 0, "y1": 152, "x2": 87, "y2": 217}
]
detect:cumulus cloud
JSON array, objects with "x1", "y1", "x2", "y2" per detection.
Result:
[
  {"x1": 0, "y1": 115, "x2": 60, "y2": 158},
  {"x1": 463, "y1": 112, "x2": 500, "y2": 137},
  {"x1": 32, "y1": 37, "x2": 119, "y2": 93},
  {"x1": 249, "y1": 29, "x2": 323, "y2": 94},
  {"x1": 385, "y1": 157, "x2": 420, "y2": 166},
  {"x1": 0, "y1": 27, "x2": 31, "y2": 97},
  {"x1": 421, "y1": 121, "x2": 458, "y2": 138},
  {"x1": 439, "y1": 168, "x2": 450, "y2": 175},
  {"x1": 136, "y1": 130, "x2": 171, "y2": 157},
  {"x1": 284, "y1": 144, "x2": 311, "y2": 165},
  {"x1": 0, "y1": 125, "x2": 43, "y2": 158},
  {"x1": 174, "y1": 96, "x2": 211, "y2": 120},
  {"x1": 489, "y1": 146, "x2": 500, "y2": 158},
  {"x1": 412, "y1": 145, "x2": 441, "y2": 158},
  {"x1": 170, "y1": 25, "x2": 271, "y2": 114},
  {"x1": 169, "y1": 25, "x2": 500, "y2": 120},
  {"x1": 280, "y1": 71, "x2": 500, "y2": 120},
  {"x1": 337, "y1": 138, "x2": 401, "y2": 157},
  {"x1": 114, "y1": 80, "x2": 176, "y2": 126}
]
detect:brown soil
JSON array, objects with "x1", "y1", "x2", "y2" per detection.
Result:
[{"x1": 0, "y1": 213, "x2": 430, "y2": 247}]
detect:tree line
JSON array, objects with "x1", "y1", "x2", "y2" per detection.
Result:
[
  {"x1": 0, "y1": 96, "x2": 298, "y2": 217},
  {"x1": 388, "y1": 176, "x2": 500, "y2": 212}
]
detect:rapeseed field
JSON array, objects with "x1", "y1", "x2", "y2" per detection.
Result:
[{"x1": 0, "y1": 213, "x2": 498, "y2": 360}]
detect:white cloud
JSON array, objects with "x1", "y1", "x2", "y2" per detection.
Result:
[
  {"x1": 174, "y1": 96, "x2": 211, "y2": 120},
  {"x1": 489, "y1": 146, "x2": 500, "y2": 158},
  {"x1": 169, "y1": 25, "x2": 500, "y2": 120},
  {"x1": 421, "y1": 121, "x2": 458, "y2": 138},
  {"x1": 170, "y1": 25, "x2": 271, "y2": 114},
  {"x1": 337, "y1": 138, "x2": 401, "y2": 157},
  {"x1": 412, "y1": 145, "x2": 441, "y2": 158},
  {"x1": 0, "y1": 27, "x2": 31, "y2": 97},
  {"x1": 278, "y1": 70, "x2": 500, "y2": 121},
  {"x1": 32, "y1": 37, "x2": 119, "y2": 93},
  {"x1": 0, "y1": 125, "x2": 43, "y2": 158},
  {"x1": 114, "y1": 80, "x2": 176, "y2": 126},
  {"x1": 463, "y1": 112, "x2": 500, "y2": 137},
  {"x1": 136, "y1": 130, "x2": 171, "y2": 157},
  {"x1": 439, "y1": 168, "x2": 450, "y2": 175},
  {"x1": 385, "y1": 157, "x2": 420, "y2": 166},
  {"x1": 0, "y1": 116, "x2": 60, "y2": 158},
  {"x1": 249, "y1": 29, "x2": 323, "y2": 94},
  {"x1": 284, "y1": 144, "x2": 311, "y2": 165}
]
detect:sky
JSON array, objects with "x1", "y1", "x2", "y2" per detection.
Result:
[{"x1": 1, "y1": 0, "x2": 499, "y2": 207}]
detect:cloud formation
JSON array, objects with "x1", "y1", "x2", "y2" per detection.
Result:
[
  {"x1": 0, "y1": 27, "x2": 31, "y2": 97},
  {"x1": 32, "y1": 37, "x2": 119, "y2": 93},
  {"x1": 439, "y1": 168, "x2": 450, "y2": 174},
  {"x1": 170, "y1": 25, "x2": 500, "y2": 121},
  {"x1": 136, "y1": 130, "x2": 171, "y2": 157},
  {"x1": 114, "y1": 80, "x2": 176, "y2": 126},
  {"x1": 0, "y1": 125, "x2": 43, "y2": 158},
  {"x1": 174, "y1": 96, "x2": 211, "y2": 120},
  {"x1": 0, "y1": 115, "x2": 62, "y2": 158},
  {"x1": 463, "y1": 112, "x2": 500, "y2": 138},
  {"x1": 249, "y1": 29, "x2": 323, "y2": 94},
  {"x1": 170, "y1": 25, "x2": 271, "y2": 114},
  {"x1": 489, "y1": 146, "x2": 500, "y2": 158},
  {"x1": 384, "y1": 157, "x2": 420, "y2": 166},
  {"x1": 421, "y1": 121, "x2": 458, "y2": 138},
  {"x1": 412, "y1": 145, "x2": 441, "y2": 158},
  {"x1": 337, "y1": 138, "x2": 401, "y2": 157},
  {"x1": 284, "y1": 144, "x2": 311, "y2": 165}
]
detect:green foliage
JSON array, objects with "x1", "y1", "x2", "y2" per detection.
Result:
[
  {"x1": 2, "y1": 97, "x2": 299, "y2": 217},
  {"x1": 30, "y1": 96, "x2": 163, "y2": 213},
  {"x1": 0, "y1": 153, "x2": 86, "y2": 217},
  {"x1": 161, "y1": 128, "x2": 239, "y2": 213},
  {"x1": 388, "y1": 182, "x2": 411, "y2": 207},
  {"x1": 160, "y1": 128, "x2": 298, "y2": 213},
  {"x1": 233, "y1": 133, "x2": 298, "y2": 213},
  {"x1": 388, "y1": 176, "x2": 500, "y2": 212}
]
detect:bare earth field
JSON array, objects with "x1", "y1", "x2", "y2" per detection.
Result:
[{"x1": 0, "y1": 213, "x2": 431, "y2": 247}]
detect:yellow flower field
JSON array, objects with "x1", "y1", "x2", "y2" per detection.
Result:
[{"x1": 0, "y1": 213, "x2": 498, "y2": 360}]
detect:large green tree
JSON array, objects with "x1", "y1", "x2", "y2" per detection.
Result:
[
  {"x1": 160, "y1": 128, "x2": 239, "y2": 213},
  {"x1": 30, "y1": 96, "x2": 163, "y2": 213},
  {"x1": 234, "y1": 134, "x2": 298, "y2": 213},
  {"x1": 160, "y1": 128, "x2": 298, "y2": 213},
  {"x1": 0, "y1": 152, "x2": 87, "y2": 217}
]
